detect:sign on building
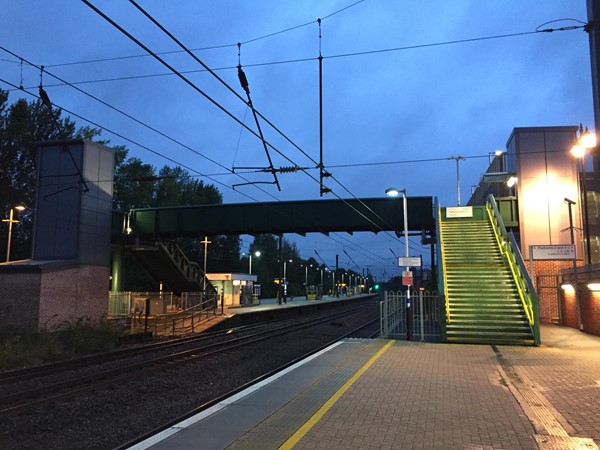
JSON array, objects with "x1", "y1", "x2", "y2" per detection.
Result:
[{"x1": 530, "y1": 245, "x2": 576, "y2": 261}]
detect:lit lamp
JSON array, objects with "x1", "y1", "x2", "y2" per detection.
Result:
[
  {"x1": 243, "y1": 250, "x2": 260, "y2": 274},
  {"x1": 386, "y1": 187, "x2": 412, "y2": 340},
  {"x1": 571, "y1": 128, "x2": 596, "y2": 264},
  {"x1": 3, "y1": 205, "x2": 26, "y2": 262}
]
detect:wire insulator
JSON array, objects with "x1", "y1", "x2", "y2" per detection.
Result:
[
  {"x1": 237, "y1": 65, "x2": 250, "y2": 95},
  {"x1": 278, "y1": 166, "x2": 299, "y2": 173}
]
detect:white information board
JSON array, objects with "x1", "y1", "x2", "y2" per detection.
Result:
[
  {"x1": 530, "y1": 245, "x2": 576, "y2": 261},
  {"x1": 398, "y1": 257, "x2": 422, "y2": 267},
  {"x1": 446, "y1": 206, "x2": 473, "y2": 218}
]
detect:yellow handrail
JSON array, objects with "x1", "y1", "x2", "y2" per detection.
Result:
[
  {"x1": 437, "y1": 204, "x2": 451, "y2": 323},
  {"x1": 485, "y1": 203, "x2": 535, "y2": 326}
]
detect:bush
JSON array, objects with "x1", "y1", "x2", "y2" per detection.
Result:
[
  {"x1": 0, "y1": 319, "x2": 125, "y2": 370},
  {"x1": 59, "y1": 318, "x2": 124, "y2": 355}
]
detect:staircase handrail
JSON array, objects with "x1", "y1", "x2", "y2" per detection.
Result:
[
  {"x1": 436, "y1": 203, "x2": 450, "y2": 323},
  {"x1": 159, "y1": 241, "x2": 216, "y2": 295},
  {"x1": 485, "y1": 194, "x2": 540, "y2": 345}
]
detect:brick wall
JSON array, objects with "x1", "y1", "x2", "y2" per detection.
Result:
[
  {"x1": 527, "y1": 259, "x2": 581, "y2": 324},
  {"x1": 0, "y1": 262, "x2": 109, "y2": 332},
  {"x1": 581, "y1": 291, "x2": 600, "y2": 336},
  {"x1": 39, "y1": 265, "x2": 109, "y2": 330},
  {"x1": 0, "y1": 269, "x2": 41, "y2": 331},
  {"x1": 558, "y1": 264, "x2": 600, "y2": 337}
]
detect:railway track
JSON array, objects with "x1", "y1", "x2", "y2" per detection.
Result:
[{"x1": 0, "y1": 302, "x2": 378, "y2": 416}]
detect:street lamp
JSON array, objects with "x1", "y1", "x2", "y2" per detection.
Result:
[
  {"x1": 303, "y1": 264, "x2": 313, "y2": 285},
  {"x1": 571, "y1": 127, "x2": 596, "y2": 264},
  {"x1": 283, "y1": 259, "x2": 292, "y2": 297},
  {"x1": 448, "y1": 156, "x2": 465, "y2": 206},
  {"x1": 386, "y1": 187, "x2": 412, "y2": 339},
  {"x1": 3, "y1": 205, "x2": 25, "y2": 262},
  {"x1": 244, "y1": 250, "x2": 261, "y2": 274}
]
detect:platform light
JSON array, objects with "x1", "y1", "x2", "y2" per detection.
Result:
[
  {"x1": 506, "y1": 176, "x2": 518, "y2": 188},
  {"x1": 570, "y1": 143, "x2": 586, "y2": 158},
  {"x1": 3, "y1": 205, "x2": 26, "y2": 262},
  {"x1": 561, "y1": 283, "x2": 574, "y2": 292},
  {"x1": 385, "y1": 187, "x2": 401, "y2": 197},
  {"x1": 587, "y1": 283, "x2": 600, "y2": 291}
]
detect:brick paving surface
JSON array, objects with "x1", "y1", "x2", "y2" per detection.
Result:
[
  {"x1": 502, "y1": 326, "x2": 600, "y2": 445},
  {"x1": 148, "y1": 325, "x2": 600, "y2": 450},
  {"x1": 295, "y1": 342, "x2": 538, "y2": 450},
  {"x1": 292, "y1": 325, "x2": 600, "y2": 450}
]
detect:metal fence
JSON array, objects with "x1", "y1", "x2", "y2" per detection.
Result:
[
  {"x1": 380, "y1": 291, "x2": 442, "y2": 341},
  {"x1": 108, "y1": 291, "x2": 176, "y2": 317},
  {"x1": 109, "y1": 291, "x2": 221, "y2": 336}
]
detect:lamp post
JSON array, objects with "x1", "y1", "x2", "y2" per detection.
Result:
[
  {"x1": 386, "y1": 187, "x2": 412, "y2": 340},
  {"x1": 283, "y1": 259, "x2": 292, "y2": 298},
  {"x1": 3, "y1": 205, "x2": 25, "y2": 262},
  {"x1": 303, "y1": 264, "x2": 313, "y2": 286},
  {"x1": 245, "y1": 250, "x2": 261, "y2": 274},
  {"x1": 448, "y1": 156, "x2": 465, "y2": 206},
  {"x1": 571, "y1": 127, "x2": 596, "y2": 264},
  {"x1": 565, "y1": 197, "x2": 583, "y2": 330}
]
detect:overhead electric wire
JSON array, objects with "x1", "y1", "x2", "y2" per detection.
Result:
[
  {"x1": 1, "y1": 53, "x2": 395, "y2": 268},
  {"x1": 0, "y1": 77, "x2": 258, "y2": 198},
  {"x1": 2, "y1": 17, "x2": 582, "y2": 81},
  {"x1": 0, "y1": 79, "x2": 392, "y2": 268},
  {"x1": 126, "y1": 0, "x2": 321, "y2": 172},
  {"x1": 81, "y1": 0, "x2": 323, "y2": 185},
  {"x1": 81, "y1": 0, "x2": 413, "y2": 250},
  {"x1": 4, "y1": 22, "x2": 584, "y2": 95},
  {"x1": 41, "y1": 0, "x2": 365, "y2": 69},
  {"x1": 0, "y1": 46, "x2": 281, "y2": 202}
]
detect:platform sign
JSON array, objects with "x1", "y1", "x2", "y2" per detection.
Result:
[
  {"x1": 398, "y1": 257, "x2": 421, "y2": 267},
  {"x1": 402, "y1": 271, "x2": 413, "y2": 286},
  {"x1": 446, "y1": 206, "x2": 473, "y2": 218},
  {"x1": 530, "y1": 245, "x2": 575, "y2": 261}
]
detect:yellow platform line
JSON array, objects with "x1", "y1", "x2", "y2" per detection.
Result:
[{"x1": 279, "y1": 340, "x2": 395, "y2": 450}]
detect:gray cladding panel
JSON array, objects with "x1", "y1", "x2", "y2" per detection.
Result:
[{"x1": 33, "y1": 141, "x2": 114, "y2": 265}]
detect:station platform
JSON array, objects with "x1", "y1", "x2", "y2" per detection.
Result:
[
  {"x1": 224, "y1": 293, "x2": 376, "y2": 315},
  {"x1": 129, "y1": 324, "x2": 600, "y2": 450}
]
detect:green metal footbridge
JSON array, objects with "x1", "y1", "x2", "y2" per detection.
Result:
[{"x1": 112, "y1": 194, "x2": 539, "y2": 345}]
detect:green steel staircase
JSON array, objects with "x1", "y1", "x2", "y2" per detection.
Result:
[
  {"x1": 439, "y1": 197, "x2": 539, "y2": 345},
  {"x1": 130, "y1": 241, "x2": 217, "y2": 297}
]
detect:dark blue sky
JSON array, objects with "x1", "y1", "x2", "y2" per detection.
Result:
[{"x1": 0, "y1": 1, "x2": 593, "y2": 279}]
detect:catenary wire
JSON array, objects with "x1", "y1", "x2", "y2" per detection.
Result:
[
  {"x1": 3, "y1": 24, "x2": 584, "y2": 94},
  {"x1": 121, "y1": 0, "x2": 424, "y2": 249},
  {"x1": 0, "y1": 78, "x2": 398, "y2": 266},
  {"x1": 0, "y1": 46, "x2": 282, "y2": 202},
  {"x1": 81, "y1": 1, "x2": 415, "y2": 248},
  {"x1": 43, "y1": 0, "x2": 366, "y2": 68}
]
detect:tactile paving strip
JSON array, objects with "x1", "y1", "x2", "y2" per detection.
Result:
[{"x1": 494, "y1": 347, "x2": 598, "y2": 450}]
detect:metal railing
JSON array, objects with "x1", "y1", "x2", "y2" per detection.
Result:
[
  {"x1": 485, "y1": 194, "x2": 540, "y2": 345},
  {"x1": 108, "y1": 291, "x2": 176, "y2": 318},
  {"x1": 380, "y1": 291, "x2": 442, "y2": 341},
  {"x1": 109, "y1": 290, "x2": 222, "y2": 336},
  {"x1": 436, "y1": 203, "x2": 450, "y2": 326},
  {"x1": 160, "y1": 241, "x2": 217, "y2": 296}
]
